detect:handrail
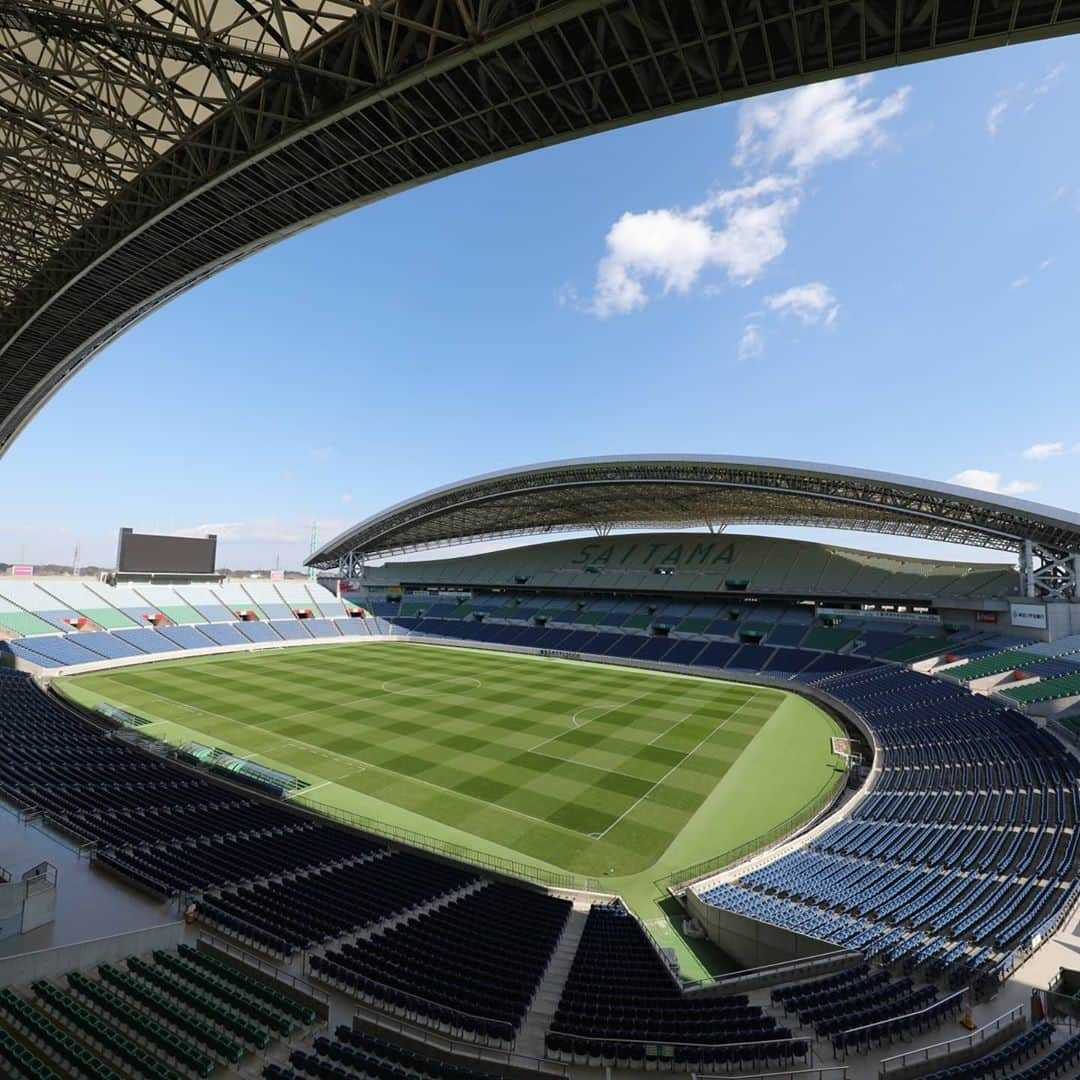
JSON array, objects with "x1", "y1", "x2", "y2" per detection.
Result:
[
  {"x1": 658, "y1": 770, "x2": 847, "y2": 892},
  {"x1": 546, "y1": 1029, "x2": 810, "y2": 1052},
  {"x1": 196, "y1": 932, "x2": 329, "y2": 1006},
  {"x1": 839, "y1": 988, "x2": 965, "y2": 1042},
  {"x1": 312, "y1": 959, "x2": 514, "y2": 1044},
  {"x1": 692, "y1": 1069, "x2": 847, "y2": 1080},
  {"x1": 293, "y1": 795, "x2": 580, "y2": 890},
  {"x1": 354, "y1": 1004, "x2": 568, "y2": 1076},
  {"x1": 682, "y1": 949, "x2": 864, "y2": 993},
  {"x1": 878, "y1": 1003, "x2": 1023, "y2": 1075}
]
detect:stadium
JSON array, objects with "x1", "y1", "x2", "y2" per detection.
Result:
[{"x1": 1, "y1": 5, "x2": 1080, "y2": 1080}]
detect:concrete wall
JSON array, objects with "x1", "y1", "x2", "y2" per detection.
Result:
[
  {"x1": 685, "y1": 890, "x2": 834, "y2": 970},
  {"x1": 0, "y1": 920, "x2": 185, "y2": 986}
]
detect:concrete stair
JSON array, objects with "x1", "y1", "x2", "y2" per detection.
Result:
[{"x1": 515, "y1": 905, "x2": 589, "y2": 1060}]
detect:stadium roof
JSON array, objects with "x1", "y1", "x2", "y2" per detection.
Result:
[
  {"x1": 2, "y1": 3, "x2": 1080, "y2": 455},
  {"x1": 306, "y1": 455, "x2": 1080, "y2": 568}
]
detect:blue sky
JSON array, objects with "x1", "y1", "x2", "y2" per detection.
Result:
[{"x1": 3, "y1": 38, "x2": 1079, "y2": 570}]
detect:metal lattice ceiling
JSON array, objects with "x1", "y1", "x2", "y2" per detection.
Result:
[
  {"x1": 2, "y1": 0, "x2": 1080, "y2": 454},
  {"x1": 305, "y1": 456, "x2": 1080, "y2": 566}
]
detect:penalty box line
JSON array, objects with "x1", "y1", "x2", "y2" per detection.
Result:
[{"x1": 590, "y1": 689, "x2": 767, "y2": 841}]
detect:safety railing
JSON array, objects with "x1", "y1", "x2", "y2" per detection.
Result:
[
  {"x1": 682, "y1": 949, "x2": 864, "y2": 994},
  {"x1": 293, "y1": 795, "x2": 580, "y2": 890},
  {"x1": 878, "y1": 1003, "x2": 1024, "y2": 1075},
  {"x1": 545, "y1": 1030, "x2": 812, "y2": 1060},
  {"x1": 196, "y1": 932, "x2": 329, "y2": 1010},
  {"x1": 835, "y1": 989, "x2": 966, "y2": 1058},
  {"x1": 312, "y1": 961, "x2": 515, "y2": 1048},
  {"x1": 354, "y1": 1004, "x2": 568, "y2": 1076},
  {"x1": 692, "y1": 1068, "x2": 847, "y2": 1080}
]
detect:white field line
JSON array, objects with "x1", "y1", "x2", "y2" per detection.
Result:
[
  {"x1": 113, "y1": 682, "x2": 369, "y2": 773},
  {"x1": 187, "y1": 658, "x2": 486, "y2": 727},
  {"x1": 527, "y1": 690, "x2": 654, "y2": 753},
  {"x1": 379, "y1": 676, "x2": 482, "y2": 697},
  {"x1": 114, "y1": 669, "x2": 590, "y2": 840},
  {"x1": 647, "y1": 712, "x2": 694, "y2": 746},
  {"x1": 591, "y1": 690, "x2": 766, "y2": 841}
]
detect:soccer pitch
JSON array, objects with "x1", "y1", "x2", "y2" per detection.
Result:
[{"x1": 62, "y1": 642, "x2": 844, "y2": 884}]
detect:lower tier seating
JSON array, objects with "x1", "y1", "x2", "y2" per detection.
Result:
[
  {"x1": 546, "y1": 904, "x2": 800, "y2": 1071},
  {"x1": 267, "y1": 1024, "x2": 508, "y2": 1080},
  {"x1": 310, "y1": 883, "x2": 570, "y2": 1042}
]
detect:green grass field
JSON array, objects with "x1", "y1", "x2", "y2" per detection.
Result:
[{"x1": 61, "y1": 642, "x2": 843, "y2": 891}]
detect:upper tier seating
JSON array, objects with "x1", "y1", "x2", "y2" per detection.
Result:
[
  {"x1": 37, "y1": 579, "x2": 137, "y2": 629},
  {"x1": 175, "y1": 586, "x2": 238, "y2": 624},
  {"x1": 133, "y1": 586, "x2": 206, "y2": 625},
  {"x1": 1004, "y1": 670, "x2": 1080, "y2": 704},
  {"x1": 238, "y1": 583, "x2": 295, "y2": 620},
  {"x1": 944, "y1": 650, "x2": 1047, "y2": 682}
]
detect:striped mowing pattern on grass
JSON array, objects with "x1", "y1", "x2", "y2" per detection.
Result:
[{"x1": 69, "y1": 643, "x2": 841, "y2": 878}]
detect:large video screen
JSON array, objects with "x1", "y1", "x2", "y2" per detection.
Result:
[{"x1": 116, "y1": 528, "x2": 217, "y2": 574}]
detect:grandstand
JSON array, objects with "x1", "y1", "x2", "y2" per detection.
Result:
[{"x1": 0, "y1": 455, "x2": 1079, "y2": 1080}]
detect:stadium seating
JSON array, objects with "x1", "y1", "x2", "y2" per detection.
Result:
[
  {"x1": 269, "y1": 1024, "x2": 509, "y2": 1080},
  {"x1": 200, "y1": 853, "x2": 477, "y2": 956},
  {"x1": 175, "y1": 585, "x2": 239, "y2": 623},
  {"x1": 194, "y1": 621, "x2": 249, "y2": 647},
  {"x1": 311, "y1": 883, "x2": 570, "y2": 1041},
  {"x1": 269, "y1": 620, "x2": 312, "y2": 641},
  {"x1": 546, "y1": 903, "x2": 803, "y2": 1071},
  {"x1": 113, "y1": 627, "x2": 184, "y2": 652},
  {"x1": 917, "y1": 1021, "x2": 1055, "y2": 1080},
  {"x1": 1005, "y1": 670, "x2": 1080, "y2": 704},
  {"x1": 157, "y1": 624, "x2": 215, "y2": 650},
  {"x1": 699, "y1": 664, "x2": 1080, "y2": 996},
  {"x1": 4, "y1": 634, "x2": 102, "y2": 666},
  {"x1": 235, "y1": 620, "x2": 281, "y2": 643},
  {"x1": 0, "y1": 943, "x2": 320, "y2": 1080},
  {"x1": 133, "y1": 585, "x2": 206, "y2": 625}
]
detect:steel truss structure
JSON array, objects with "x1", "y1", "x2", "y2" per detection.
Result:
[
  {"x1": 306, "y1": 456, "x2": 1080, "y2": 600},
  {"x1": 3, "y1": 0, "x2": 1080, "y2": 450}
]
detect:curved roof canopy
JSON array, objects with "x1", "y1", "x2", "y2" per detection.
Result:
[
  {"x1": 307, "y1": 455, "x2": 1080, "y2": 568},
  {"x1": 3, "y1": 1, "x2": 1080, "y2": 455}
]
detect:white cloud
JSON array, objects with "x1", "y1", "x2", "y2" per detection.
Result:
[
  {"x1": 591, "y1": 183, "x2": 799, "y2": 316},
  {"x1": 1021, "y1": 441, "x2": 1065, "y2": 461},
  {"x1": 176, "y1": 520, "x2": 305, "y2": 544},
  {"x1": 1035, "y1": 63, "x2": 1065, "y2": 96},
  {"x1": 308, "y1": 447, "x2": 334, "y2": 462},
  {"x1": 734, "y1": 75, "x2": 910, "y2": 173},
  {"x1": 738, "y1": 323, "x2": 765, "y2": 363},
  {"x1": 765, "y1": 282, "x2": 839, "y2": 325},
  {"x1": 986, "y1": 100, "x2": 1008, "y2": 137},
  {"x1": 1039, "y1": 257, "x2": 1054, "y2": 272},
  {"x1": 340, "y1": 494, "x2": 353, "y2": 505},
  {"x1": 1010, "y1": 276, "x2": 1030, "y2": 290},
  {"x1": 948, "y1": 469, "x2": 1038, "y2": 496},
  {"x1": 580, "y1": 77, "x2": 908, "y2": 317},
  {"x1": 988, "y1": 64, "x2": 1065, "y2": 136}
]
